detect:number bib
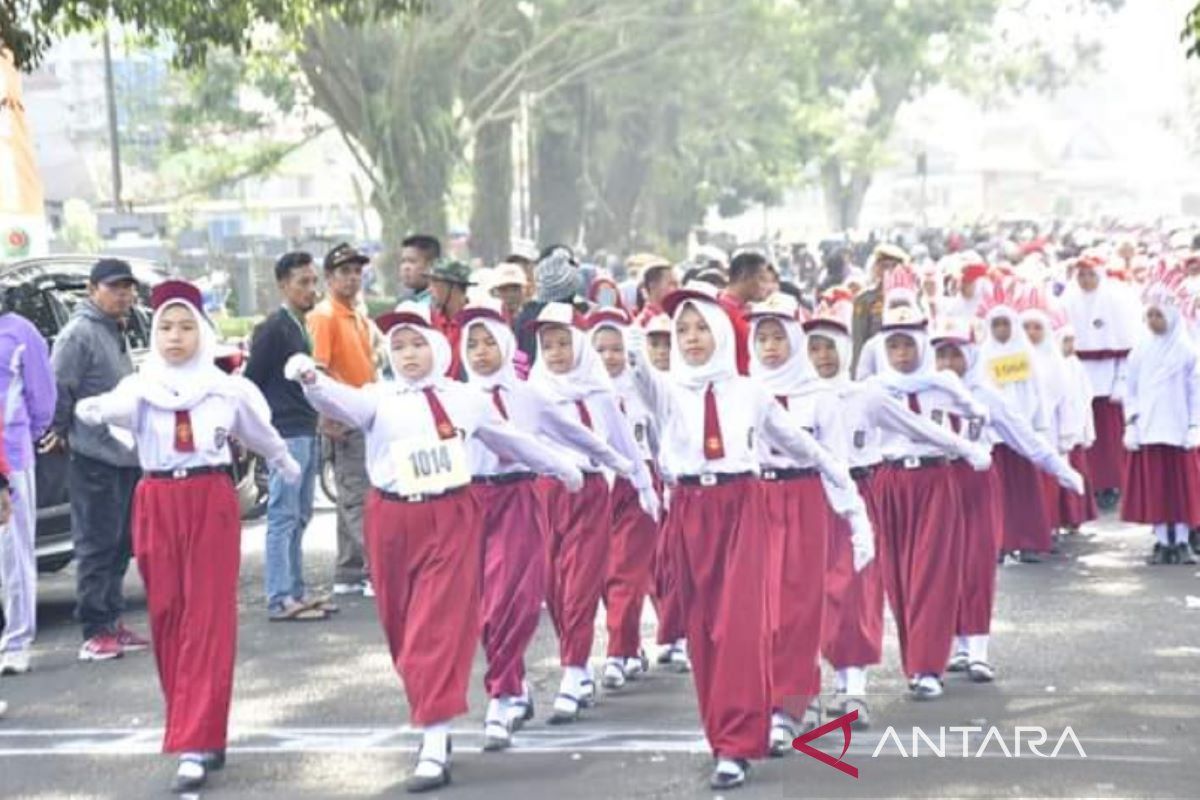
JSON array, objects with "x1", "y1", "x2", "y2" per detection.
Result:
[
  {"x1": 988, "y1": 353, "x2": 1031, "y2": 385},
  {"x1": 390, "y1": 435, "x2": 470, "y2": 496}
]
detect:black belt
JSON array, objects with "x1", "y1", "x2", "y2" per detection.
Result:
[
  {"x1": 676, "y1": 472, "x2": 754, "y2": 487},
  {"x1": 850, "y1": 465, "x2": 877, "y2": 480},
  {"x1": 472, "y1": 472, "x2": 537, "y2": 486},
  {"x1": 378, "y1": 485, "x2": 468, "y2": 504},
  {"x1": 145, "y1": 465, "x2": 233, "y2": 480},
  {"x1": 883, "y1": 456, "x2": 949, "y2": 471},
  {"x1": 760, "y1": 467, "x2": 819, "y2": 482}
]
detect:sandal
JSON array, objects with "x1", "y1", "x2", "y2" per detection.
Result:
[{"x1": 269, "y1": 601, "x2": 328, "y2": 622}]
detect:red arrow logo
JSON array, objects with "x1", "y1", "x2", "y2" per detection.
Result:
[{"x1": 792, "y1": 709, "x2": 859, "y2": 778}]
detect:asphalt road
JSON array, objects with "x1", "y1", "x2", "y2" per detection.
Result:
[{"x1": 1, "y1": 499, "x2": 1198, "y2": 799}]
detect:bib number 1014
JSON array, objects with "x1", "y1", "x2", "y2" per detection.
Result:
[{"x1": 409, "y1": 445, "x2": 454, "y2": 477}]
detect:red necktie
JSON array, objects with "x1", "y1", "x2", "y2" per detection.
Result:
[
  {"x1": 423, "y1": 387, "x2": 457, "y2": 440},
  {"x1": 906, "y1": 392, "x2": 921, "y2": 415},
  {"x1": 949, "y1": 412, "x2": 962, "y2": 434},
  {"x1": 775, "y1": 395, "x2": 789, "y2": 410},
  {"x1": 576, "y1": 400, "x2": 593, "y2": 430},
  {"x1": 703, "y1": 383, "x2": 725, "y2": 460},
  {"x1": 619, "y1": 397, "x2": 627, "y2": 416},
  {"x1": 173, "y1": 410, "x2": 196, "y2": 453},
  {"x1": 491, "y1": 386, "x2": 509, "y2": 420}
]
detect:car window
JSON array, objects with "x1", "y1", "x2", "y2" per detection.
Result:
[{"x1": 2, "y1": 286, "x2": 69, "y2": 342}]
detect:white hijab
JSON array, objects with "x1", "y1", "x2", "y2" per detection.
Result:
[
  {"x1": 1061, "y1": 269, "x2": 1139, "y2": 351},
  {"x1": 1020, "y1": 307, "x2": 1069, "y2": 420},
  {"x1": 136, "y1": 299, "x2": 233, "y2": 410},
  {"x1": 384, "y1": 322, "x2": 452, "y2": 392},
  {"x1": 460, "y1": 317, "x2": 518, "y2": 392},
  {"x1": 978, "y1": 304, "x2": 1043, "y2": 418},
  {"x1": 1129, "y1": 300, "x2": 1196, "y2": 420},
  {"x1": 590, "y1": 320, "x2": 636, "y2": 397},
  {"x1": 806, "y1": 324, "x2": 853, "y2": 388},
  {"x1": 871, "y1": 326, "x2": 980, "y2": 408},
  {"x1": 669, "y1": 298, "x2": 736, "y2": 390},
  {"x1": 529, "y1": 323, "x2": 613, "y2": 401},
  {"x1": 749, "y1": 314, "x2": 819, "y2": 398}
]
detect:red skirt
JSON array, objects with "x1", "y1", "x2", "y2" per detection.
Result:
[
  {"x1": 1120, "y1": 445, "x2": 1200, "y2": 525},
  {"x1": 1087, "y1": 397, "x2": 1127, "y2": 492},
  {"x1": 993, "y1": 443, "x2": 1052, "y2": 553},
  {"x1": 954, "y1": 461, "x2": 1003, "y2": 637},
  {"x1": 133, "y1": 472, "x2": 241, "y2": 753},
  {"x1": 665, "y1": 476, "x2": 770, "y2": 760},
  {"x1": 605, "y1": 473, "x2": 660, "y2": 658},
  {"x1": 763, "y1": 475, "x2": 831, "y2": 717},
  {"x1": 365, "y1": 488, "x2": 482, "y2": 725},
  {"x1": 1042, "y1": 446, "x2": 1097, "y2": 528},
  {"x1": 822, "y1": 470, "x2": 885, "y2": 670}
]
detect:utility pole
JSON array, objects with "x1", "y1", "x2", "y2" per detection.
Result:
[{"x1": 102, "y1": 28, "x2": 122, "y2": 212}]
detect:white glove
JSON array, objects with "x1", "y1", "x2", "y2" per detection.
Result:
[
  {"x1": 1058, "y1": 468, "x2": 1085, "y2": 496},
  {"x1": 1186, "y1": 426, "x2": 1200, "y2": 450},
  {"x1": 274, "y1": 454, "x2": 302, "y2": 485},
  {"x1": 284, "y1": 353, "x2": 318, "y2": 384},
  {"x1": 964, "y1": 445, "x2": 992, "y2": 472},
  {"x1": 1123, "y1": 425, "x2": 1139, "y2": 452},
  {"x1": 561, "y1": 466, "x2": 585, "y2": 493},
  {"x1": 75, "y1": 397, "x2": 104, "y2": 426},
  {"x1": 849, "y1": 512, "x2": 875, "y2": 573},
  {"x1": 637, "y1": 485, "x2": 662, "y2": 523},
  {"x1": 609, "y1": 453, "x2": 635, "y2": 476},
  {"x1": 820, "y1": 455, "x2": 854, "y2": 493},
  {"x1": 1057, "y1": 436, "x2": 1074, "y2": 455}
]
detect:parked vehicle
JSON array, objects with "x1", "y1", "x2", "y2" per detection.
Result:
[{"x1": 0, "y1": 256, "x2": 267, "y2": 573}]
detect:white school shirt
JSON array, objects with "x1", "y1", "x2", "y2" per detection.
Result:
[
  {"x1": 831, "y1": 381, "x2": 978, "y2": 468},
  {"x1": 1124, "y1": 348, "x2": 1200, "y2": 447},
  {"x1": 968, "y1": 379, "x2": 1076, "y2": 483},
  {"x1": 538, "y1": 389, "x2": 652, "y2": 489},
  {"x1": 463, "y1": 380, "x2": 629, "y2": 478},
  {"x1": 611, "y1": 376, "x2": 658, "y2": 465},
  {"x1": 1061, "y1": 356, "x2": 1095, "y2": 449},
  {"x1": 631, "y1": 363, "x2": 839, "y2": 480},
  {"x1": 302, "y1": 374, "x2": 576, "y2": 493},
  {"x1": 87, "y1": 375, "x2": 289, "y2": 472},
  {"x1": 870, "y1": 383, "x2": 979, "y2": 461}
]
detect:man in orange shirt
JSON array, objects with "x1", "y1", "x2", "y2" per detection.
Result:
[{"x1": 308, "y1": 243, "x2": 377, "y2": 596}]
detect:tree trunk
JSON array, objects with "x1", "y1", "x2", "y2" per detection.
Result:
[
  {"x1": 532, "y1": 84, "x2": 587, "y2": 247},
  {"x1": 585, "y1": 111, "x2": 653, "y2": 253},
  {"x1": 469, "y1": 120, "x2": 514, "y2": 265},
  {"x1": 820, "y1": 157, "x2": 872, "y2": 231}
]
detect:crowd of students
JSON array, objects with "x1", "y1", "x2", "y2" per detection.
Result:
[{"x1": 6, "y1": 231, "x2": 1198, "y2": 794}]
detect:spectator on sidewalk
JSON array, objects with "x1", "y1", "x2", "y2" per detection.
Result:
[
  {"x1": 398, "y1": 235, "x2": 441, "y2": 306},
  {"x1": 245, "y1": 252, "x2": 332, "y2": 621},
  {"x1": 49, "y1": 259, "x2": 148, "y2": 661},
  {"x1": 0, "y1": 305, "x2": 55, "y2": 676},
  {"x1": 308, "y1": 244, "x2": 377, "y2": 597}
]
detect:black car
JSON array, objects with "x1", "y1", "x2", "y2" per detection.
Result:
[{"x1": 0, "y1": 255, "x2": 265, "y2": 573}]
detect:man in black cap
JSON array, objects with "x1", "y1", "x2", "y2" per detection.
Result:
[{"x1": 49, "y1": 258, "x2": 147, "y2": 662}]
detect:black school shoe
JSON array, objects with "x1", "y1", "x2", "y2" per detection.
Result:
[
  {"x1": 405, "y1": 738, "x2": 452, "y2": 794},
  {"x1": 171, "y1": 756, "x2": 208, "y2": 794}
]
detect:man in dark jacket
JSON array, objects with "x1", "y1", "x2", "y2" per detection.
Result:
[
  {"x1": 49, "y1": 259, "x2": 146, "y2": 662},
  {"x1": 245, "y1": 252, "x2": 329, "y2": 621}
]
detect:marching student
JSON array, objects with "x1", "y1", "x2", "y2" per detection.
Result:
[
  {"x1": 1052, "y1": 317, "x2": 1099, "y2": 533},
  {"x1": 526, "y1": 303, "x2": 659, "y2": 725},
  {"x1": 636, "y1": 313, "x2": 690, "y2": 670},
  {"x1": 587, "y1": 308, "x2": 667, "y2": 690},
  {"x1": 1062, "y1": 255, "x2": 1140, "y2": 507},
  {"x1": 627, "y1": 282, "x2": 854, "y2": 790},
  {"x1": 744, "y1": 293, "x2": 874, "y2": 754},
  {"x1": 287, "y1": 302, "x2": 586, "y2": 793},
  {"x1": 930, "y1": 317, "x2": 1084, "y2": 684},
  {"x1": 803, "y1": 298, "x2": 989, "y2": 725},
  {"x1": 975, "y1": 287, "x2": 1054, "y2": 562},
  {"x1": 75, "y1": 281, "x2": 301, "y2": 793},
  {"x1": 1121, "y1": 270, "x2": 1200, "y2": 565},
  {"x1": 457, "y1": 302, "x2": 635, "y2": 750},
  {"x1": 866, "y1": 304, "x2": 991, "y2": 701},
  {"x1": 0, "y1": 416, "x2": 14, "y2": 718}
]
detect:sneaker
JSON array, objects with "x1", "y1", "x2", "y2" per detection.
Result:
[
  {"x1": 709, "y1": 758, "x2": 748, "y2": 790},
  {"x1": 362, "y1": 580, "x2": 376, "y2": 598},
  {"x1": 967, "y1": 661, "x2": 995, "y2": 683},
  {"x1": 1176, "y1": 543, "x2": 1198, "y2": 565},
  {"x1": 115, "y1": 623, "x2": 150, "y2": 652},
  {"x1": 1147, "y1": 543, "x2": 1170, "y2": 565},
  {"x1": 669, "y1": 640, "x2": 691, "y2": 673},
  {"x1": 505, "y1": 685, "x2": 535, "y2": 732},
  {"x1": 602, "y1": 658, "x2": 627, "y2": 690},
  {"x1": 482, "y1": 698, "x2": 511, "y2": 752},
  {"x1": 911, "y1": 674, "x2": 944, "y2": 701},
  {"x1": 769, "y1": 712, "x2": 797, "y2": 758},
  {"x1": 78, "y1": 634, "x2": 124, "y2": 662},
  {"x1": 332, "y1": 582, "x2": 363, "y2": 596},
  {"x1": 844, "y1": 697, "x2": 871, "y2": 730},
  {"x1": 947, "y1": 650, "x2": 969, "y2": 672},
  {"x1": 625, "y1": 649, "x2": 650, "y2": 680},
  {"x1": 801, "y1": 699, "x2": 822, "y2": 733},
  {"x1": 0, "y1": 650, "x2": 31, "y2": 675},
  {"x1": 172, "y1": 754, "x2": 207, "y2": 793}
]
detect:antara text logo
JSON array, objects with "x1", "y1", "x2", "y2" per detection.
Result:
[{"x1": 793, "y1": 711, "x2": 1088, "y2": 778}]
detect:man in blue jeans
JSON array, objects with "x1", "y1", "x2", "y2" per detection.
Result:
[{"x1": 245, "y1": 252, "x2": 332, "y2": 621}]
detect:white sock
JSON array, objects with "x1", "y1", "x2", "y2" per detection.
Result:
[
  {"x1": 674, "y1": 638, "x2": 688, "y2": 657},
  {"x1": 834, "y1": 668, "x2": 848, "y2": 694},
  {"x1": 1174, "y1": 523, "x2": 1190, "y2": 544},
  {"x1": 967, "y1": 634, "x2": 989, "y2": 664},
  {"x1": 844, "y1": 666, "x2": 867, "y2": 696},
  {"x1": 771, "y1": 710, "x2": 796, "y2": 728},
  {"x1": 485, "y1": 698, "x2": 506, "y2": 725},
  {"x1": 1154, "y1": 523, "x2": 1172, "y2": 545},
  {"x1": 561, "y1": 665, "x2": 588, "y2": 695},
  {"x1": 954, "y1": 635, "x2": 968, "y2": 654}
]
